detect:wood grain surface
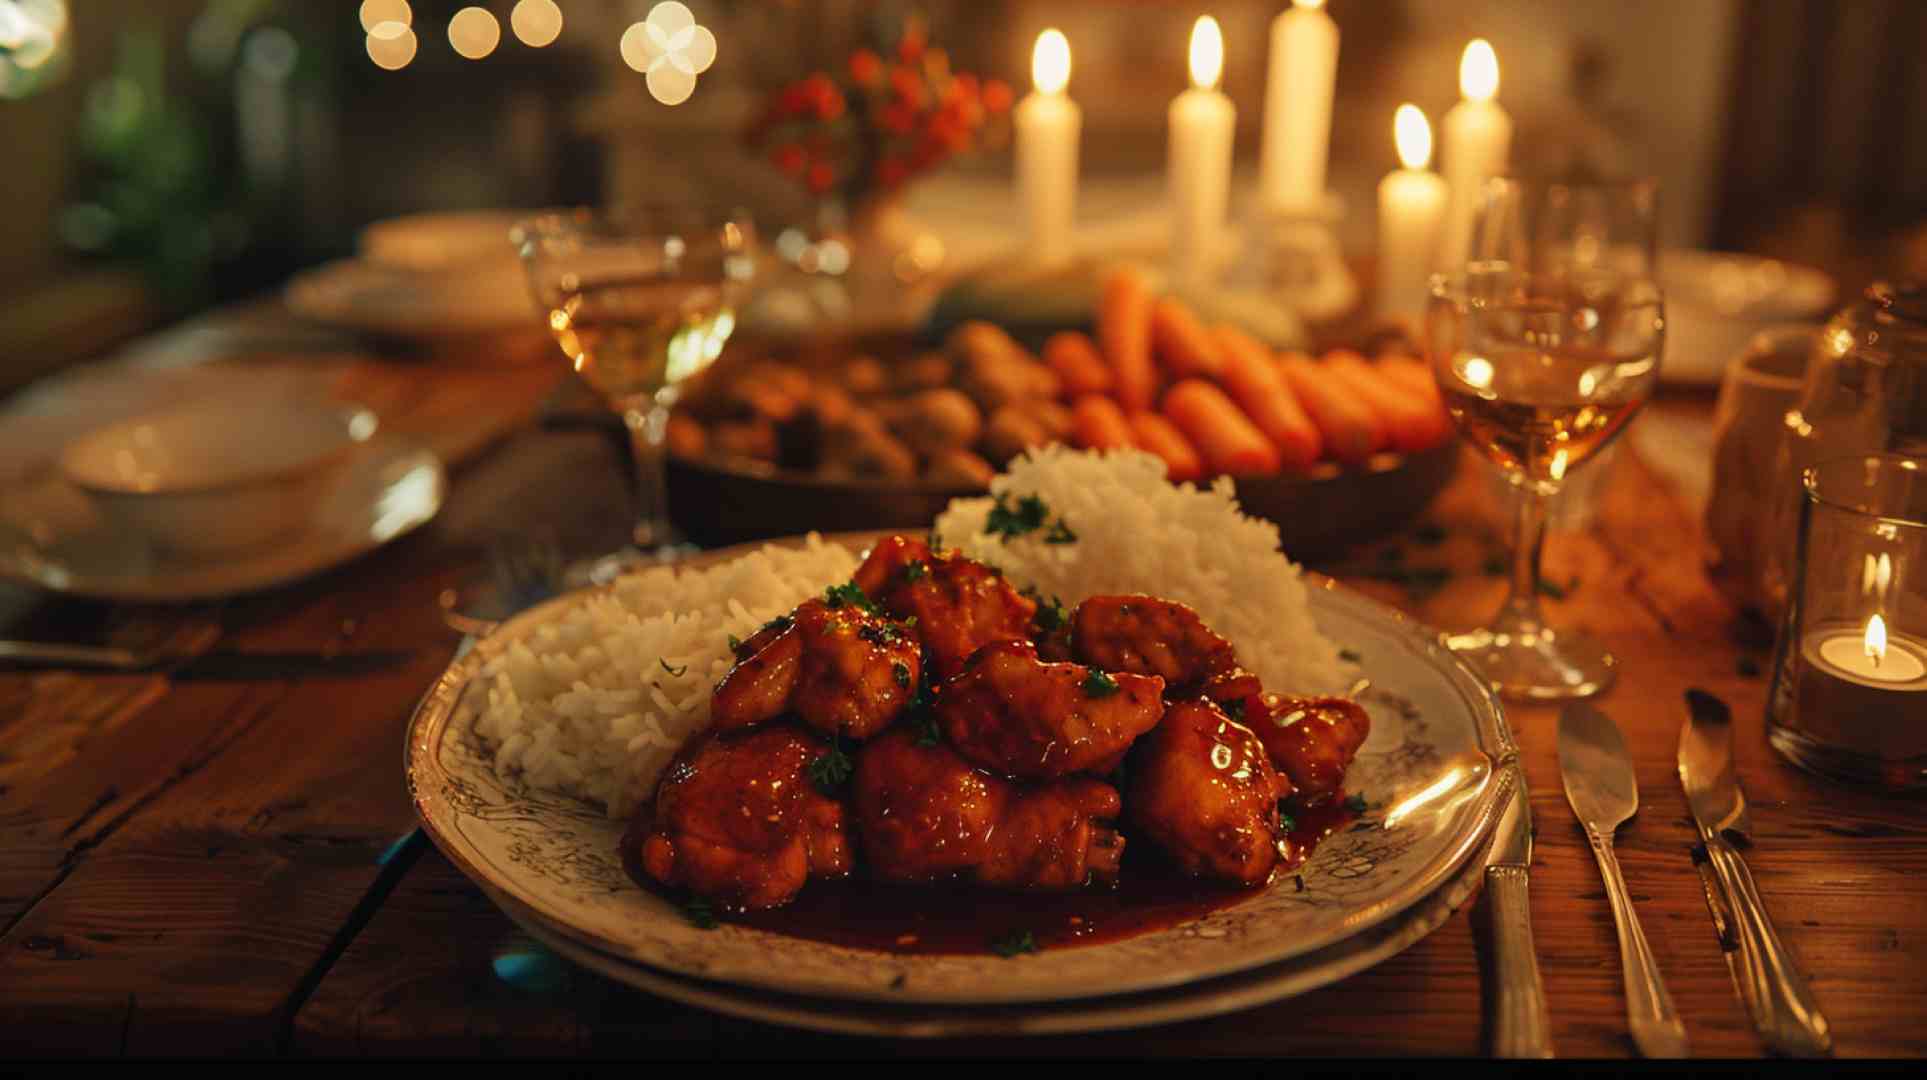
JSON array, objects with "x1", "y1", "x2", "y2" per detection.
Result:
[{"x1": 1, "y1": 345, "x2": 1923, "y2": 1058}]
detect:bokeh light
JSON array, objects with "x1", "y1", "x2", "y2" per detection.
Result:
[
  {"x1": 366, "y1": 23, "x2": 417, "y2": 70},
  {"x1": 448, "y1": 7, "x2": 501, "y2": 60},
  {"x1": 510, "y1": 0, "x2": 563, "y2": 48},
  {"x1": 358, "y1": 0, "x2": 411, "y2": 33},
  {"x1": 621, "y1": 2, "x2": 718, "y2": 106}
]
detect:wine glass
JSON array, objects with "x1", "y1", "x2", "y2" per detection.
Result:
[
  {"x1": 1425, "y1": 178, "x2": 1664, "y2": 700},
  {"x1": 512, "y1": 205, "x2": 757, "y2": 555}
]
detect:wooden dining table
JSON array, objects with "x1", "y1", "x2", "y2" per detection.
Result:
[{"x1": 1, "y1": 310, "x2": 1923, "y2": 1059}]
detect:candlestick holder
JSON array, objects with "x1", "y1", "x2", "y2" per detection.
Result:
[
  {"x1": 1766, "y1": 453, "x2": 1927, "y2": 791},
  {"x1": 1241, "y1": 193, "x2": 1357, "y2": 323}
]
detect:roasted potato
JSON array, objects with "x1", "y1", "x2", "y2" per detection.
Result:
[
  {"x1": 888, "y1": 389, "x2": 983, "y2": 457},
  {"x1": 982, "y1": 406, "x2": 1052, "y2": 464},
  {"x1": 924, "y1": 448, "x2": 996, "y2": 490}
]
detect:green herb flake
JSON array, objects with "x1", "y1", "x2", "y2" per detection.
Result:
[
  {"x1": 893, "y1": 661, "x2": 912, "y2": 690},
  {"x1": 1277, "y1": 809, "x2": 1296, "y2": 834},
  {"x1": 1344, "y1": 793, "x2": 1370, "y2": 814},
  {"x1": 761, "y1": 614, "x2": 794, "y2": 635},
  {"x1": 1082, "y1": 670, "x2": 1120, "y2": 698},
  {"x1": 824, "y1": 582, "x2": 875, "y2": 612},
  {"x1": 989, "y1": 930, "x2": 1039, "y2": 958},
  {"x1": 808, "y1": 744, "x2": 855, "y2": 794},
  {"x1": 681, "y1": 897, "x2": 718, "y2": 930},
  {"x1": 659, "y1": 658, "x2": 688, "y2": 677},
  {"x1": 1222, "y1": 697, "x2": 1246, "y2": 722},
  {"x1": 903, "y1": 560, "x2": 928, "y2": 582},
  {"x1": 727, "y1": 634, "x2": 743, "y2": 653},
  {"x1": 1043, "y1": 519, "x2": 1078, "y2": 545},
  {"x1": 1031, "y1": 594, "x2": 1069, "y2": 634}
]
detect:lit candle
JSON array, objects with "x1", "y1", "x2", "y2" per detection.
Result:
[
  {"x1": 1168, "y1": 15, "x2": 1236, "y2": 291},
  {"x1": 1437, "y1": 39, "x2": 1513, "y2": 273},
  {"x1": 1790, "y1": 615, "x2": 1927, "y2": 761},
  {"x1": 1376, "y1": 104, "x2": 1448, "y2": 322},
  {"x1": 1259, "y1": 0, "x2": 1339, "y2": 215},
  {"x1": 1015, "y1": 29, "x2": 1080, "y2": 267}
]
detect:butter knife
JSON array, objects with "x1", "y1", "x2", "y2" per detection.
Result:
[
  {"x1": 1679, "y1": 689, "x2": 1833, "y2": 1057},
  {"x1": 1485, "y1": 766, "x2": 1554, "y2": 1058}
]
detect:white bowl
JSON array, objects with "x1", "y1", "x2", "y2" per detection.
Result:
[
  {"x1": 58, "y1": 400, "x2": 379, "y2": 556},
  {"x1": 1658, "y1": 249, "x2": 1835, "y2": 385}
]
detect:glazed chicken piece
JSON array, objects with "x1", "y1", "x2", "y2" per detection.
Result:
[
  {"x1": 1244, "y1": 694, "x2": 1372, "y2": 805},
  {"x1": 853, "y1": 535, "x2": 1037, "y2": 680},
  {"x1": 937, "y1": 640, "x2": 1165, "y2": 780},
  {"x1": 853, "y1": 728, "x2": 1125, "y2": 890},
  {"x1": 635, "y1": 724, "x2": 853, "y2": 910},
  {"x1": 1071, "y1": 595, "x2": 1240, "y2": 690},
  {"x1": 710, "y1": 596, "x2": 921, "y2": 740},
  {"x1": 1127, "y1": 699, "x2": 1292, "y2": 886}
]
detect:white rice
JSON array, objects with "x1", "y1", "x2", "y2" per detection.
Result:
[
  {"x1": 473, "y1": 447, "x2": 1344, "y2": 816},
  {"x1": 471, "y1": 534, "x2": 859, "y2": 817},
  {"x1": 932, "y1": 446, "x2": 1347, "y2": 698}
]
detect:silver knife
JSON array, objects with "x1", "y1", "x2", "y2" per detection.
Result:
[
  {"x1": 1679, "y1": 689, "x2": 1833, "y2": 1057},
  {"x1": 1485, "y1": 766, "x2": 1555, "y2": 1058}
]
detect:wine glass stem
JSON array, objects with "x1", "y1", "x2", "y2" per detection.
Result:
[
  {"x1": 1500, "y1": 481, "x2": 1550, "y2": 632},
  {"x1": 621, "y1": 398, "x2": 673, "y2": 551}
]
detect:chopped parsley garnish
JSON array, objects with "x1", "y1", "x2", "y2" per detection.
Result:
[
  {"x1": 680, "y1": 897, "x2": 718, "y2": 930},
  {"x1": 824, "y1": 581, "x2": 876, "y2": 612},
  {"x1": 1222, "y1": 697, "x2": 1246, "y2": 722},
  {"x1": 727, "y1": 634, "x2": 743, "y2": 653},
  {"x1": 893, "y1": 661, "x2": 912, "y2": 689},
  {"x1": 761, "y1": 614, "x2": 794, "y2": 634},
  {"x1": 1043, "y1": 520, "x2": 1078, "y2": 544},
  {"x1": 989, "y1": 930, "x2": 1039, "y2": 958},
  {"x1": 986, "y1": 493, "x2": 1051, "y2": 538},
  {"x1": 808, "y1": 742, "x2": 854, "y2": 794},
  {"x1": 927, "y1": 528, "x2": 943, "y2": 551},
  {"x1": 1338, "y1": 648, "x2": 1363, "y2": 664},
  {"x1": 902, "y1": 560, "x2": 928, "y2": 582},
  {"x1": 1030, "y1": 594, "x2": 1069, "y2": 634},
  {"x1": 1278, "y1": 809, "x2": 1297, "y2": 834},
  {"x1": 1344, "y1": 793, "x2": 1370, "y2": 814},
  {"x1": 912, "y1": 709, "x2": 942, "y2": 747},
  {"x1": 1082, "y1": 670, "x2": 1120, "y2": 698},
  {"x1": 659, "y1": 658, "x2": 688, "y2": 677}
]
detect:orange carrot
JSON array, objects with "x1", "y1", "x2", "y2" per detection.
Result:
[
  {"x1": 1278, "y1": 353, "x2": 1388, "y2": 464},
  {"x1": 1071, "y1": 394, "x2": 1140, "y2": 451},
  {"x1": 1127, "y1": 411, "x2": 1206, "y2": 483},
  {"x1": 1162, "y1": 379, "x2": 1282, "y2": 476},
  {"x1": 1377, "y1": 355, "x2": 1446, "y2": 408},
  {"x1": 1098, "y1": 267, "x2": 1159, "y2": 411},
  {"x1": 1324, "y1": 351, "x2": 1452, "y2": 453},
  {"x1": 1213, "y1": 325, "x2": 1323, "y2": 469},
  {"x1": 1149, "y1": 297, "x2": 1226, "y2": 380},
  {"x1": 1043, "y1": 331, "x2": 1113, "y2": 398}
]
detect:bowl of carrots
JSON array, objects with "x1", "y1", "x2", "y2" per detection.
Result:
[{"x1": 665, "y1": 265, "x2": 1458, "y2": 557}]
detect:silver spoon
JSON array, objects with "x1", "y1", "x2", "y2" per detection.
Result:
[{"x1": 1559, "y1": 701, "x2": 1690, "y2": 1058}]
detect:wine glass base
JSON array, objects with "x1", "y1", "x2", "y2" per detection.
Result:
[{"x1": 1444, "y1": 624, "x2": 1617, "y2": 702}]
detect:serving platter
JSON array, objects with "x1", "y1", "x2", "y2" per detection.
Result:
[
  {"x1": 490, "y1": 767, "x2": 1519, "y2": 1037},
  {"x1": 408, "y1": 532, "x2": 1514, "y2": 1007}
]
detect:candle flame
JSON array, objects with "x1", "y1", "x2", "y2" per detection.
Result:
[
  {"x1": 1460, "y1": 39, "x2": 1499, "y2": 102},
  {"x1": 1867, "y1": 613, "x2": 1889, "y2": 666},
  {"x1": 1032, "y1": 28, "x2": 1070, "y2": 95},
  {"x1": 1188, "y1": 16, "x2": 1223, "y2": 91},
  {"x1": 1293, "y1": 0, "x2": 1327, "y2": 10},
  {"x1": 1394, "y1": 104, "x2": 1432, "y2": 170}
]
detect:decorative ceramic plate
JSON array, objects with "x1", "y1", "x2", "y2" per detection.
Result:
[
  {"x1": 408, "y1": 534, "x2": 1515, "y2": 1006},
  {"x1": 0, "y1": 437, "x2": 446, "y2": 602},
  {"x1": 491, "y1": 765, "x2": 1521, "y2": 1037}
]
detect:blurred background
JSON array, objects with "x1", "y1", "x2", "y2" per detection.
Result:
[{"x1": 4, "y1": 0, "x2": 1926, "y2": 396}]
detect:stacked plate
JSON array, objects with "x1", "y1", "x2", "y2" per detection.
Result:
[{"x1": 405, "y1": 535, "x2": 1518, "y2": 1036}]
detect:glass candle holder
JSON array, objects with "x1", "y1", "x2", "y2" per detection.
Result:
[{"x1": 1767, "y1": 453, "x2": 1927, "y2": 790}]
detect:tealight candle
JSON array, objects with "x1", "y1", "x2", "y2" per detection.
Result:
[
  {"x1": 1376, "y1": 104, "x2": 1447, "y2": 322},
  {"x1": 1259, "y1": 0, "x2": 1338, "y2": 215},
  {"x1": 1791, "y1": 618, "x2": 1927, "y2": 761},
  {"x1": 1437, "y1": 39, "x2": 1512, "y2": 273},
  {"x1": 1015, "y1": 29, "x2": 1080, "y2": 267},
  {"x1": 1168, "y1": 15, "x2": 1235, "y2": 291}
]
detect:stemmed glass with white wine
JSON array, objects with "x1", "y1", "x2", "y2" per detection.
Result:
[
  {"x1": 1426, "y1": 178, "x2": 1664, "y2": 700},
  {"x1": 512, "y1": 205, "x2": 757, "y2": 558}
]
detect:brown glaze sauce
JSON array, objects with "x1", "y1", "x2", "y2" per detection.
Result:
[{"x1": 622, "y1": 793, "x2": 1358, "y2": 955}]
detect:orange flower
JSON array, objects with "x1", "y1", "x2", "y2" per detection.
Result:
[
  {"x1": 898, "y1": 24, "x2": 926, "y2": 64},
  {"x1": 849, "y1": 48, "x2": 883, "y2": 86}
]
